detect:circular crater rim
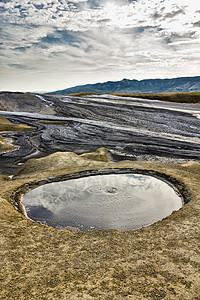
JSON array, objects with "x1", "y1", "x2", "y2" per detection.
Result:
[{"x1": 16, "y1": 168, "x2": 190, "y2": 232}]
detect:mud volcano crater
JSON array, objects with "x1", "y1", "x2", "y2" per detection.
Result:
[{"x1": 21, "y1": 169, "x2": 184, "y2": 231}]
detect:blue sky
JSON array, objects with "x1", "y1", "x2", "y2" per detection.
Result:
[{"x1": 0, "y1": 0, "x2": 200, "y2": 92}]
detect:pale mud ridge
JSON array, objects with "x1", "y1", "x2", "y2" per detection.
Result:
[{"x1": 0, "y1": 93, "x2": 200, "y2": 174}]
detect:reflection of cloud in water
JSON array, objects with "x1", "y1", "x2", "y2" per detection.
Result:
[{"x1": 22, "y1": 174, "x2": 182, "y2": 231}]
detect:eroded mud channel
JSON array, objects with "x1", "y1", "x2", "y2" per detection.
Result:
[
  {"x1": 22, "y1": 173, "x2": 182, "y2": 231},
  {"x1": 0, "y1": 94, "x2": 200, "y2": 174}
]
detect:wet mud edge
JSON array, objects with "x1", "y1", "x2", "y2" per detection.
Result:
[{"x1": 9, "y1": 168, "x2": 192, "y2": 226}]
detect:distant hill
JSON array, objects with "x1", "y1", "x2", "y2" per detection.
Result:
[{"x1": 48, "y1": 76, "x2": 200, "y2": 95}]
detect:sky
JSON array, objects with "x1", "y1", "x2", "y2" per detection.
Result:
[{"x1": 0, "y1": 0, "x2": 200, "y2": 92}]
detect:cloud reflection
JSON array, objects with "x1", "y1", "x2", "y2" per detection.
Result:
[{"x1": 22, "y1": 173, "x2": 182, "y2": 231}]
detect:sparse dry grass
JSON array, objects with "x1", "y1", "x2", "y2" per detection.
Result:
[
  {"x1": 112, "y1": 92, "x2": 200, "y2": 104},
  {"x1": 0, "y1": 117, "x2": 36, "y2": 153},
  {"x1": 0, "y1": 116, "x2": 36, "y2": 133},
  {"x1": 68, "y1": 92, "x2": 200, "y2": 104},
  {"x1": 0, "y1": 149, "x2": 199, "y2": 299},
  {"x1": 39, "y1": 120, "x2": 69, "y2": 125},
  {"x1": 68, "y1": 92, "x2": 101, "y2": 97},
  {"x1": 0, "y1": 102, "x2": 6, "y2": 111},
  {"x1": 0, "y1": 136, "x2": 17, "y2": 152}
]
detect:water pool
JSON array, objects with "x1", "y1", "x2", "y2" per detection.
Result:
[{"x1": 22, "y1": 173, "x2": 182, "y2": 231}]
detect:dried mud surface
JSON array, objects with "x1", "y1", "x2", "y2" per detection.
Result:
[
  {"x1": 0, "y1": 93, "x2": 200, "y2": 299},
  {"x1": 0, "y1": 154, "x2": 199, "y2": 299}
]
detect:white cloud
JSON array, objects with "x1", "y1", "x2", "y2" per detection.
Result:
[
  {"x1": 0, "y1": 0, "x2": 200, "y2": 91},
  {"x1": 1, "y1": 0, "x2": 199, "y2": 32}
]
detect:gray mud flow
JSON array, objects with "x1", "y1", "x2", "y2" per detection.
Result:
[{"x1": 0, "y1": 94, "x2": 200, "y2": 174}]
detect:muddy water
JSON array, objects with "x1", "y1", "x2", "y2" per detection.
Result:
[{"x1": 22, "y1": 174, "x2": 182, "y2": 231}]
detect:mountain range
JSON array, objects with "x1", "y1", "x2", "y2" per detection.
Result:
[{"x1": 48, "y1": 76, "x2": 200, "y2": 95}]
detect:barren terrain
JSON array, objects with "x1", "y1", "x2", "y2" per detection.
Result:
[
  {"x1": 0, "y1": 93, "x2": 199, "y2": 174},
  {"x1": 0, "y1": 92, "x2": 199, "y2": 299}
]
